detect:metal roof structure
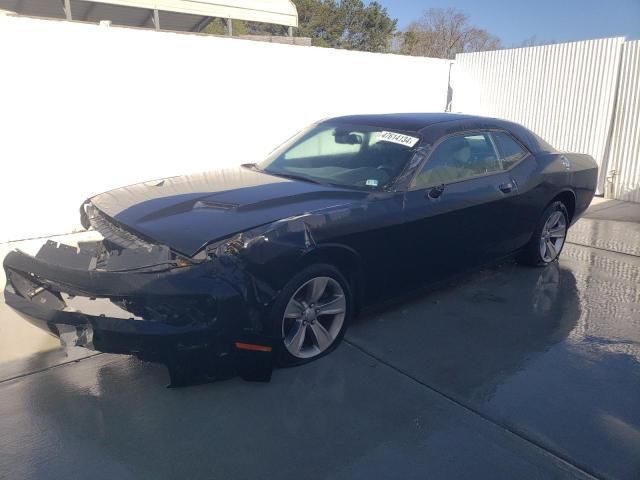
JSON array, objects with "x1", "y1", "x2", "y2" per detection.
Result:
[{"x1": 0, "y1": 0, "x2": 298, "y2": 32}]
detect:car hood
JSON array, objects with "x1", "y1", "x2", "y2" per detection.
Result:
[{"x1": 90, "y1": 166, "x2": 367, "y2": 256}]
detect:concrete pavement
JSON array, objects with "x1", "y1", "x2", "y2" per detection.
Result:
[{"x1": 0, "y1": 200, "x2": 638, "y2": 479}]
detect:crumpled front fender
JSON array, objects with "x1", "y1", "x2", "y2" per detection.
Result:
[{"x1": 3, "y1": 242, "x2": 277, "y2": 385}]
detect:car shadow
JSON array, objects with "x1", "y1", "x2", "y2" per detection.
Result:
[{"x1": 347, "y1": 260, "x2": 581, "y2": 402}]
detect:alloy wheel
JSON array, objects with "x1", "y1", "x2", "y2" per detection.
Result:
[
  {"x1": 282, "y1": 276, "x2": 347, "y2": 359},
  {"x1": 539, "y1": 210, "x2": 567, "y2": 263}
]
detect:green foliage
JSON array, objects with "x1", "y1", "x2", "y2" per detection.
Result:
[
  {"x1": 215, "y1": 0, "x2": 397, "y2": 52},
  {"x1": 292, "y1": 0, "x2": 340, "y2": 47},
  {"x1": 334, "y1": 0, "x2": 397, "y2": 52},
  {"x1": 198, "y1": 2, "x2": 501, "y2": 58},
  {"x1": 201, "y1": 18, "x2": 248, "y2": 36}
]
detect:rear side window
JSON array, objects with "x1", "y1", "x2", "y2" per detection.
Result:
[
  {"x1": 413, "y1": 132, "x2": 501, "y2": 189},
  {"x1": 492, "y1": 132, "x2": 528, "y2": 169}
]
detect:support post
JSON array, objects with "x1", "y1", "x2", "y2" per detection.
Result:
[
  {"x1": 62, "y1": 0, "x2": 72, "y2": 21},
  {"x1": 152, "y1": 8, "x2": 160, "y2": 31},
  {"x1": 192, "y1": 16, "x2": 211, "y2": 33},
  {"x1": 226, "y1": 18, "x2": 232, "y2": 36},
  {"x1": 288, "y1": 26, "x2": 293, "y2": 37}
]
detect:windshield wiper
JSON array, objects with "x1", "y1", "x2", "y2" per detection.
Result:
[
  {"x1": 264, "y1": 170, "x2": 323, "y2": 185},
  {"x1": 245, "y1": 164, "x2": 325, "y2": 185}
]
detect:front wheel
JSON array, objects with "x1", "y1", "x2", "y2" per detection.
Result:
[
  {"x1": 517, "y1": 201, "x2": 569, "y2": 267},
  {"x1": 272, "y1": 264, "x2": 352, "y2": 367}
]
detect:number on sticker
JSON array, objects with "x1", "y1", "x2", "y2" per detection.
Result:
[{"x1": 377, "y1": 131, "x2": 420, "y2": 148}]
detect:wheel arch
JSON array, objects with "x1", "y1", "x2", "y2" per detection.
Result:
[
  {"x1": 298, "y1": 244, "x2": 365, "y2": 316},
  {"x1": 551, "y1": 189, "x2": 576, "y2": 223}
]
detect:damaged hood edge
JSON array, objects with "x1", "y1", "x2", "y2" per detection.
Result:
[{"x1": 87, "y1": 166, "x2": 369, "y2": 257}]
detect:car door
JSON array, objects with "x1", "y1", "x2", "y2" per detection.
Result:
[
  {"x1": 401, "y1": 131, "x2": 520, "y2": 286},
  {"x1": 490, "y1": 130, "x2": 539, "y2": 251}
]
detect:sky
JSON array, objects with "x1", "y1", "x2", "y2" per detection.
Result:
[{"x1": 377, "y1": 0, "x2": 640, "y2": 46}]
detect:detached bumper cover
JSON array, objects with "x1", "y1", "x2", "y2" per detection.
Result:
[
  {"x1": 3, "y1": 241, "x2": 275, "y2": 382},
  {"x1": 3, "y1": 286, "x2": 219, "y2": 356}
]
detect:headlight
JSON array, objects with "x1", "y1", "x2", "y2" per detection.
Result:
[
  {"x1": 173, "y1": 255, "x2": 193, "y2": 268},
  {"x1": 196, "y1": 231, "x2": 270, "y2": 261}
]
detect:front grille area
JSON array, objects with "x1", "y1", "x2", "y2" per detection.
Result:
[
  {"x1": 113, "y1": 296, "x2": 218, "y2": 326},
  {"x1": 87, "y1": 205, "x2": 154, "y2": 250}
]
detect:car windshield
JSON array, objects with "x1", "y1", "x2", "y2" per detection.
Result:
[{"x1": 256, "y1": 123, "x2": 421, "y2": 190}]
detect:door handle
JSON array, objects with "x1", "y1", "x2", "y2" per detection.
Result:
[
  {"x1": 427, "y1": 184, "x2": 445, "y2": 199},
  {"x1": 498, "y1": 181, "x2": 516, "y2": 194}
]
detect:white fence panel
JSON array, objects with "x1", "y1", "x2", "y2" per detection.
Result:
[
  {"x1": 606, "y1": 40, "x2": 640, "y2": 203},
  {"x1": 0, "y1": 15, "x2": 451, "y2": 243},
  {"x1": 452, "y1": 38, "x2": 625, "y2": 195}
]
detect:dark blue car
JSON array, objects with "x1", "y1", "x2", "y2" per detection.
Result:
[{"x1": 3, "y1": 113, "x2": 598, "y2": 384}]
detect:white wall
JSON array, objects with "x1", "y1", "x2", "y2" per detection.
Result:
[
  {"x1": 607, "y1": 40, "x2": 640, "y2": 203},
  {"x1": 451, "y1": 38, "x2": 625, "y2": 195},
  {"x1": 0, "y1": 15, "x2": 452, "y2": 242}
]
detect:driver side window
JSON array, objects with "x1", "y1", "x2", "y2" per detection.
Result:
[{"x1": 413, "y1": 132, "x2": 501, "y2": 189}]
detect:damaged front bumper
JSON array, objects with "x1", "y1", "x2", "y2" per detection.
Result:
[{"x1": 3, "y1": 239, "x2": 275, "y2": 384}]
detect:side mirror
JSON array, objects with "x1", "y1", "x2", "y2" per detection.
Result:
[{"x1": 427, "y1": 184, "x2": 445, "y2": 199}]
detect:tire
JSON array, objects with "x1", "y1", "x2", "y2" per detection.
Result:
[
  {"x1": 517, "y1": 201, "x2": 569, "y2": 267},
  {"x1": 271, "y1": 264, "x2": 352, "y2": 367}
]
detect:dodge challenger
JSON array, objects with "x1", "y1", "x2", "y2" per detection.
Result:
[{"x1": 3, "y1": 113, "x2": 598, "y2": 385}]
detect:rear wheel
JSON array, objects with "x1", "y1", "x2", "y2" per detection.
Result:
[
  {"x1": 517, "y1": 201, "x2": 569, "y2": 267},
  {"x1": 273, "y1": 264, "x2": 351, "y2": 367}
]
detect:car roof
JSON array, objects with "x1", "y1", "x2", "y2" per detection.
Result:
[
  {"x1": 324, "y1": 113, "x2": 477, "y2": 132},
  {"x1": 323, "y1": 113, "x2": 555, "y2": 153}
]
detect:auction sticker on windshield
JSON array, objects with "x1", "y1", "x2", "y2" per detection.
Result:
[{"x1": 377, "y1": 131, "x2": 420, "y2": 148}]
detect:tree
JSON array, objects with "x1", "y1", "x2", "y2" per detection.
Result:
[
  {"x1": 217, "y1": 0, "x2": 397, "y2": 52},
  {"x1": 201, "y1": 18, "x2": 248, "y2": 36},
  {"x1": 399, "y1": 8, "x2": 501, "y2": 59},
  {"x1": 288, "y1": 0, "x2": 341, "y2": 47},
  {"x1": 334, "y1": 0, "x2": 397, "y2": 52}
]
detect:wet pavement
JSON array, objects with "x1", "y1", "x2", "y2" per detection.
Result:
[
  {"x1": 0, "y1": 232, "x2": 101, "y2": 372},
  {"x1": 348, "y1": 246, "x2": 640, "y2": 479},
  {"x1": 1, "y1": 200, "x2": 639, "y2": 480}
]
